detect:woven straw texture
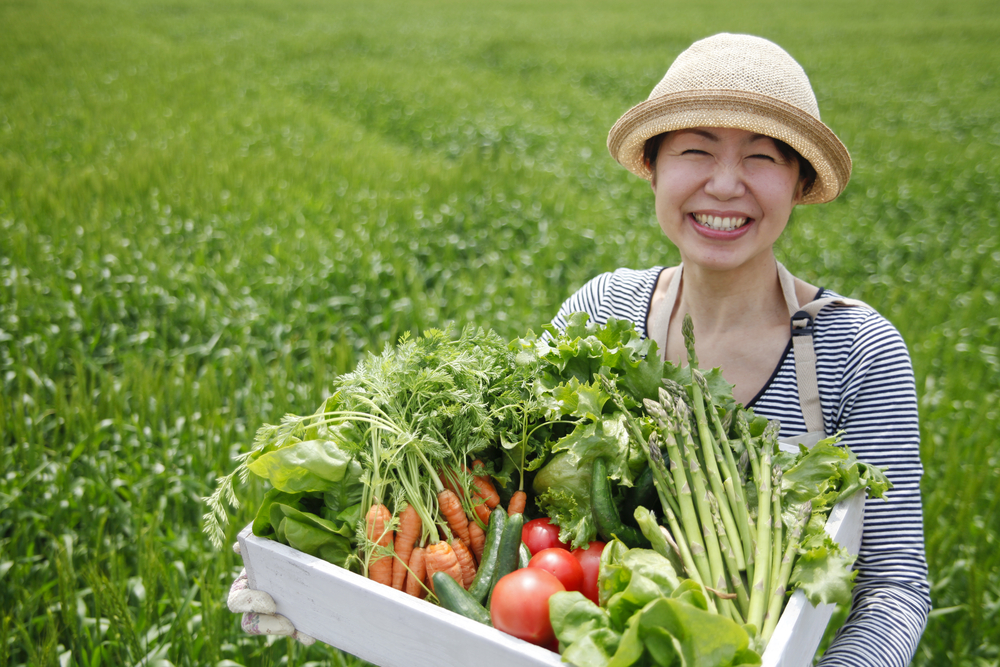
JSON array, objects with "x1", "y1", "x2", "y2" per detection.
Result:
[{"x1": 607, "y1": 33, "x2": 851, "y2": 204}]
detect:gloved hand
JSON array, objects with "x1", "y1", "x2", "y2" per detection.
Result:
[{"x1": 228, "y1": 542, "x2": 316, "y2": 646}]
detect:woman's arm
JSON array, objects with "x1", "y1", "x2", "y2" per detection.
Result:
[{"x1": 813, "y1": 307, "x2": 931, "y2": 666}]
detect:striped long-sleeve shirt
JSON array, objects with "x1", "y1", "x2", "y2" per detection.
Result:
[{"x1": 551, "y1": 267, "x2": 931, "y2": 667}]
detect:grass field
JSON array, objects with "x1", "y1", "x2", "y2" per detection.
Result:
[{"x1": 2, "y1": 0, "x2": 998, "y2": 664}]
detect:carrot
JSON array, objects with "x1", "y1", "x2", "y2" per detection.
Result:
[
  {"x1": 365, "y1": 503, "x2": 394, "y2": 586},
  {"x1": 469, "y1": 460, "x2": 501, "y2": 509},
  {"x1": 472, "y1": 498, "x2": 492, "y2": 526},
  {"x1": 437, "y1": 489, "x2": 471, "y2": 548},
  {"x1": 468, "y1": 515, "x2": 487, "y2": 563},
  {"x1": 424, "y1": 540, "x2": 463, "y2": 594},
  {"x1": 508, "y1": 489, "x2": 527, "y2": 516},
  {"x1": 391, "y1": 504, "x2": 422, "y2": 591},
  {"x1": 404, "y1": 546, "x2": 428, "y2": 599},
  {"x1": 451, "y1": 538, "x2": 478, "y2": 588}
]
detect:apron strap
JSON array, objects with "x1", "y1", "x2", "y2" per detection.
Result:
[
  {"x1": 648, "y1": 264, "x2": 683, "y2": 356},
  {"x1": 777, "y1": 261, "x2": 865, "y2": 436}
]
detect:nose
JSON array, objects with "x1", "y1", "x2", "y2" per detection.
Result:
[{"x1": 703, "y1": 162, "x2": 747, "y2": 201}]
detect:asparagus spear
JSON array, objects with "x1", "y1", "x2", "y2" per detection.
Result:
[
  {"x1": 710, "y1": 491, "x2": 751, "y2": 620},
  {"x1": 688, "y1": 370, "x2": 748, "y2": 573},
  {"x1": 674, "y1": 399, "x2": 734, "y2": 613},
  {"x1": 647, "y1": 431, "x2": 705, "y2": 589},
  {"x1": 700, "y1": 373, "x2": 756, "y2": 574},
  {"x1": 768, "y1": 467, "x2": 784, "y2": 605},
  {"x1": 746, "y1": 420, "x2": 778, "y2": 633},
  {"x1": 761, "y1": 502, "x2": 812, "y2": 644},
  {"x1": 647, "y1": 392, "x2": 716, "y2": 605}
]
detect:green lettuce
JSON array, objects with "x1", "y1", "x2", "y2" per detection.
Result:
[{"x1": 552, "y1": 541, "x2": 760, "y2": 667}]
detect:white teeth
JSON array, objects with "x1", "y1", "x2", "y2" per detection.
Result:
[{"x1": 694, "y1": 213, "x2": 749, "y2": 231}]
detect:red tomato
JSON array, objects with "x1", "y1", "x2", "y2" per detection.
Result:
[
  {"x1": 490, "y1": 568, "x2": 566, "y2": 646},
  {"x1": 522, "y1": 517, "x2": 569, "y2": 555},
  {"x1": 528, "y1": 547, "x2": 585, "y2": 593},
  {"x1": 571, "y1": 541, "x2": 605, "y2": 605}
]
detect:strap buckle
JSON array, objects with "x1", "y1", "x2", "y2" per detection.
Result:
[{"x1": 790, "y1": 310, "x2": 814, "y2": 337}]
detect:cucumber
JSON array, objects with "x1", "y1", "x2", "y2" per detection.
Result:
[
  {"x1": 519, "y1": 542, "x2": 531, "y2": 568},
  {"x1": 487, "y1": 511, "x2": 525, "y2": 605},
  {"x1": 466, "y1": 508, "x2": 506, "y2": 603},
  {"x1": 625, "y1": 464, "x2": 657, "y2": 515},
  {"x1": 432, "y1": 572, "x2": 492, "y2": 626},
  {"x1": 591, "y1": 456, "x2": 649, "y2": 548}
]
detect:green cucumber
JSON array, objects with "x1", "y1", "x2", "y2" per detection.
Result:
[
  {"x1": 487, "y1": 511, "x2": 525, "y2": 604},
  {"x1": 432, "y1": 571, "x2": 492, "y2": 626},
  {"x1": 591, "y1": 456, "x2": 648, "y2": 548},
  {"x1": 519, "y1": 542, "x2": 531, "y2": 568},
  {"x1": 625, "y1": 464, "x2": 657, "y2": 515},
  {"x1": 466, "y1": 508, "x2": 506, "y2": 603}
]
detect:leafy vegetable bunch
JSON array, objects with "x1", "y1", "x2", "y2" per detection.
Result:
[
  {"x1": 508, "y1": 313, "x2": 892, "y2": 656},
  {"x1": 203, "y1": 325, "x2": 539, "y2": 582},
  {"x1": 503, "y1": 312, "x2": 734, "y2": 550},
  {"x1": 550, "y1": 539, "x2": 762, "y2": 667},
  {"x1": 578, "y1": 315, "x2": 894, "y2": 656}
]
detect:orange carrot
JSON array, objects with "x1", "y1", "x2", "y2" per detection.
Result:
[
  {"x1": 472, "y1": 498, "x2": 492, "y2": 526},
  {"x1": 451, "y1": 538, "x2": 478, "y2": 588},
  {"x1": 468, "y1": 515, "x2": 487, "y2": 563},
  {"x1": 469, "y1": 460, "x2": 501, "y2": 509},
  {"x1": 508, "y1": 490, "x2": 527, "y2": 516},
  {"x1": 437, "y1": 489, "x2": 471, "y2": 548},
  {"x1": 391, "y1": 504, "x2": 422, "y2": 591},
  {"x1": 365, "y1": 503, "x2": 393, "y2": 586},
  {"x1": 404, "y1": 546, "x2": 428, "y2": 599},
  {"x1": 424, "y1": 540, "x2": 463, "y2": 594}
]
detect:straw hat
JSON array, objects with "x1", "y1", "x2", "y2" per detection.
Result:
[{"x1": 607, "y1": 33, "x2": 851, "y2": 204}]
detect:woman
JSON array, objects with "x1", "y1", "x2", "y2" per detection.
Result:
[
  {"x1": 230, "y1": 33, "x2": 931, "y2": 666},
  {"x1": 551, "y1": 33, "x2": 930, "y2": 666}
]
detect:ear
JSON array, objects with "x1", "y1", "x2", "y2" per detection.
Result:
[{"x1": 792, "y1": 177, "x2": 807, "y2": 205}]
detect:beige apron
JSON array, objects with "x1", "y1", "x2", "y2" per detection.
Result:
[{"x1": 651, "y1": 261, "x2": 864, "y2": 447}]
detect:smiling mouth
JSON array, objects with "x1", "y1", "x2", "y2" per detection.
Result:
[{"x1": 693, "y1": 213, "x2": 750, "y2": 231}]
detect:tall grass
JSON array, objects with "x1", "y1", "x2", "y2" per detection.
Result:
[{"x1": 1, "y1": 0, "x2": 998, "y2": 664}]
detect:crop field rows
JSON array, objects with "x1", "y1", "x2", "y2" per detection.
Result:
[{"x1": 1, "y1": 0, "x2": 998, "y2": 665}]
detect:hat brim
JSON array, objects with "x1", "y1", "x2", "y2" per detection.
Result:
[{"x1": 607, "y1": 90, "x2": 851, "y2": 205}]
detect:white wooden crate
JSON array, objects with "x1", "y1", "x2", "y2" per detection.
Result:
[{"x1": 238, "y1": 491, "x2": 864, "y2": 667}]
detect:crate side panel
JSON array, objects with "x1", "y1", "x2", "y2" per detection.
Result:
[{"x1": 239, "y1": 528, "x2": 564, "y2": 667}]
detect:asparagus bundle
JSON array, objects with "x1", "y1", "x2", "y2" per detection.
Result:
[{"x1": 605, "y1": 314, "x2": 891, "y2": 652}]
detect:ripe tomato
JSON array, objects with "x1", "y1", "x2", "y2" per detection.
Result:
[
  {"x1": 489, "y1": 568, "x2": 566, "y2": 646},
  {"x1": 571, "y1": 541, "x2": 605, "y2": 605},
  {"x1": 521, "y1": 517, "x2": 569, "y2": 555},
  {"x1": 528, "y1": 547, "x2": 585, "y2": 592}
]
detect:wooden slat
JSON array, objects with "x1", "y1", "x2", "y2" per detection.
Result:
[{"x1": 239, "y1": 526, "x2": 565, "y2": 667}]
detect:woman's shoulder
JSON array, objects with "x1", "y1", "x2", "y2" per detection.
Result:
[
  {"x1": 552, "y1": 266, "x2": 667, "y2": 333},
  {"x1": 812, "y1": 289, "x2": 902, "y2": 336},
  {"x1": 810, "y1": 289, "x2": 913, "y2": 370}
]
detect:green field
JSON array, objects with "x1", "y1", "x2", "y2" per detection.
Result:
[{"x1": 2, "y1": 0, "x2": 998, "y2": 664}]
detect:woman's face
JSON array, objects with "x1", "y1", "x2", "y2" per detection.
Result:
[{"x1": 650, "y1": 127, "x2": 804, "y2": 274}]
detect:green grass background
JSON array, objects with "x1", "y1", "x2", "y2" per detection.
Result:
[{"x1": 1, "y1": 0, "x2": 998, "y2": 664}]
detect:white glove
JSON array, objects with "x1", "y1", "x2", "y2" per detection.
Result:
[{"x1": 229, "y1": 542, "x2": 316, "y2": 646}]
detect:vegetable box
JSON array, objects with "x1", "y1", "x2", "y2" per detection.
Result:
[{"x1": 236, "y1": 489, "x2": 863, "y2": 667}]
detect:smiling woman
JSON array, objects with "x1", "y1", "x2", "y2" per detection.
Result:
[{"x1": 552, "y1": 33, "x2": 931, "y2": 666}]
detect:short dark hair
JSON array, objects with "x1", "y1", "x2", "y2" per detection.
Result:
[{"x1": 642, "y1": 131, "x2": 818, "y2": 199}]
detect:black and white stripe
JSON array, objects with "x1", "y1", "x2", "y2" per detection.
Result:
[{"x1": 552, "y1": 267, "x2": 931, "y2": 667}]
